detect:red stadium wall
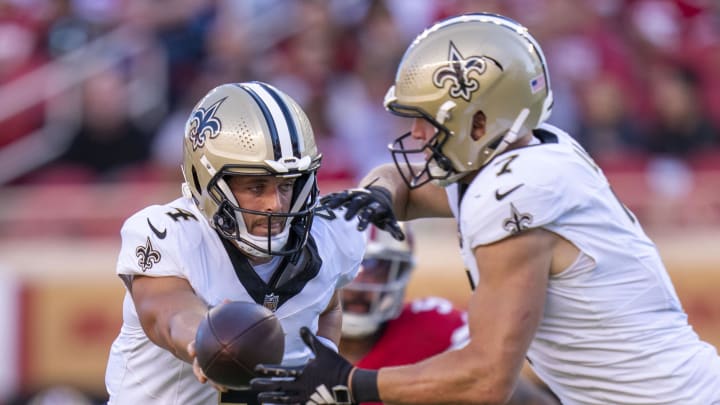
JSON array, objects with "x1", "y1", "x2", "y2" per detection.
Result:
[{"x1": 19, "y1": 281, "x2": 123, "y2": 398}]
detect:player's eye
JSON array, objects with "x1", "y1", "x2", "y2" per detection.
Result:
[{"x1": 278, "y1": 180, "x2": 295, "y2": 193}]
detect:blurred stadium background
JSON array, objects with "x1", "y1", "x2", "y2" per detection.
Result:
[{"x1": 0, "y1": 0, "x2": 719, "y2": 403}]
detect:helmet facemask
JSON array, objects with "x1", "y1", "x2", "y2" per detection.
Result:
[
  {"x1": 207, "y1": 164, "x2": 319, "y2": 259},
  {"x1": 341, "y1": 256, "x2": 414, "y2": 338},
  {"x1": 385, "y1": 95, "x2": 459, "y2": 189},
  {"x1": 341, "y1": 223, "x2": 415, "y2": 338}
]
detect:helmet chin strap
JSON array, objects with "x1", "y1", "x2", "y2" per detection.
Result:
[
  {"x1": 235, "y1": 226, "x2": 290, "y2": 259},
  {"x1": 431, "y1": 108, "x2": 530, "y2": 187},
  {"x1": 484, "y1": 107, "x2": 530, "y2": 163},
  {"x1": 419, "y1": 101, "x2": 459, "y2": 188},
  {"x1": 181, "y1": 182, "x2": 193, "y2": 200},
  {"x1": 431, "y1": 171, "x2": 469, "y2": 188},
  {"x1": 290, "y1": 172, "x2": 316, "y2": 213}
]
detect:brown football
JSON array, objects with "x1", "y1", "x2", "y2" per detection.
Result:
[{"x1": 194, "y1": 301, "x2": 285, "y2": 388}]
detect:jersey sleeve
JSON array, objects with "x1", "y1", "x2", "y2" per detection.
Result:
[
  {"x1": 116, "y1": 205, "x2": 189, "y2": 282},
  {"x1": 461, "y1": 151, "x2": 570, "y2": 248}
]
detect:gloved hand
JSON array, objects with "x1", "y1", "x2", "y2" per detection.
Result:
[
  {"x1": 320, "y1": 186, "x2": 405, "y2": 241},
  {"x1": 251, "y1": 327, "x2": 379, "y2": 404}
]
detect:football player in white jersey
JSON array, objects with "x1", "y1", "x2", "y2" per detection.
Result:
[
  {"x1": 104, "y1": 82, "x2": 365, "y2": 405},
  {"x1": 250, "y1": 13, "x2": 720, "y2": 405}
]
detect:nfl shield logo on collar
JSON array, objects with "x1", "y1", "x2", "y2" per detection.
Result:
[{"x1": 263, "y1": 293, "x2": 279, "y2": 312}]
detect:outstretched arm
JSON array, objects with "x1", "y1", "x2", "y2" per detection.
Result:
[
  {"x1": 375, "y1": 228, "x2": 552, "y2": 404},
  {"x1": 357, "y1": 163, "x2": 452, "y2": 221},
  {"x1": 132, "y1": 275, "x2": 229, "y2": 391},
  {"x1": 320, "y1": 164, "x2": 452, "y2": 241},
  {"x1": 131, "y1": 275, "x2": 208, "y2": 363},
  {"x1": 252, "y1": 228, "x2": 556, "y2": 405}
]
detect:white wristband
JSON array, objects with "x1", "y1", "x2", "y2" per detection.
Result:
[{"x1": 316, "y1": 335, "x2": 339, "y2": 353}]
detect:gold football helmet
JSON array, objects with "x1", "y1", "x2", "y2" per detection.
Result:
[
  {"x1": 384, "y1": 13, "x2": 554, "y2": 187},
  {"x1": 341, "y1": 223, "x2": 415, "y2": 338},
  {"x1": 181, "y1": 82, "x2": 322, "y2": 257}
]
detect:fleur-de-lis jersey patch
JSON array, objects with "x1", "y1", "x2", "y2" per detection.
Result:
[
  {"x1": 136, "y1": 237, "x2": 162, "y2": 272},
  {"x1": 503, "y1": 203, "x2": 533, "y2": 234},
  {"x1": 432, "y1": 41, "x2": 503, "y2": 102}
]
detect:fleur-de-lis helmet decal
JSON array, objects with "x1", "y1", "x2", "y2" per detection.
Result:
[
  {"x1": 433, "y1": 41, "x2": 502, "y2": 102},
  {"x1": 188, "y1": 97, "x2": 226, "y2": 151}
]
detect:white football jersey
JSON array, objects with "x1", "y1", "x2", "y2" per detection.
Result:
[
  {"x1": 105, "y1": 196, "x2": 365, "y2": 405},
  {"x1": 447, "y1": 124, "x2": 720, "y2": 404}
]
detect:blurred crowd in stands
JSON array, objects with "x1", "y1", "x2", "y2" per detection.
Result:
[{"x1": 0, "y1": 0, "x2": 718, "y2": 186}]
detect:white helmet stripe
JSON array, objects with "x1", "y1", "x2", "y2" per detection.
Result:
[
  {"x1": 241, "y1": 82, "x2": 297, "y2": 160},
  {"x1": 256, "y1": 81, "x2": 303, "y2": 155}
]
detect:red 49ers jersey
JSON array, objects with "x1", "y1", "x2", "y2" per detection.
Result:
[{"x1": 356, "y1": 296, "x2": 468, "y2": 370}]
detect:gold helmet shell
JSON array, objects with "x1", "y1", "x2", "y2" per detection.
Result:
[
  {"x1": 385, "y1": 13, "x2": 553, "y2": 187},
  {"x1": 182, "y1": 82, "x2": 322, "y2": 257}
]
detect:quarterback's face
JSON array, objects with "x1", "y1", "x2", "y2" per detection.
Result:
[
  {"x1": 227, "y1": 175, "x2": 296, "y2": 237},
  {"x1": 410, "y1": 118, "x2": 435, "y2": 142}
]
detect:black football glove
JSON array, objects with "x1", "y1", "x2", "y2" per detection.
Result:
[
  {"x1": 251, "y1": 327, "x2": 379, "y2": 404},
  {"x1": 320, "y1": 186, "x2": 405, "y2": 241}
]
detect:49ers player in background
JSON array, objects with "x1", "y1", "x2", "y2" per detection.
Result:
[{"x1": 339, "y1": 223, "x2": 559, "y2": 405}]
